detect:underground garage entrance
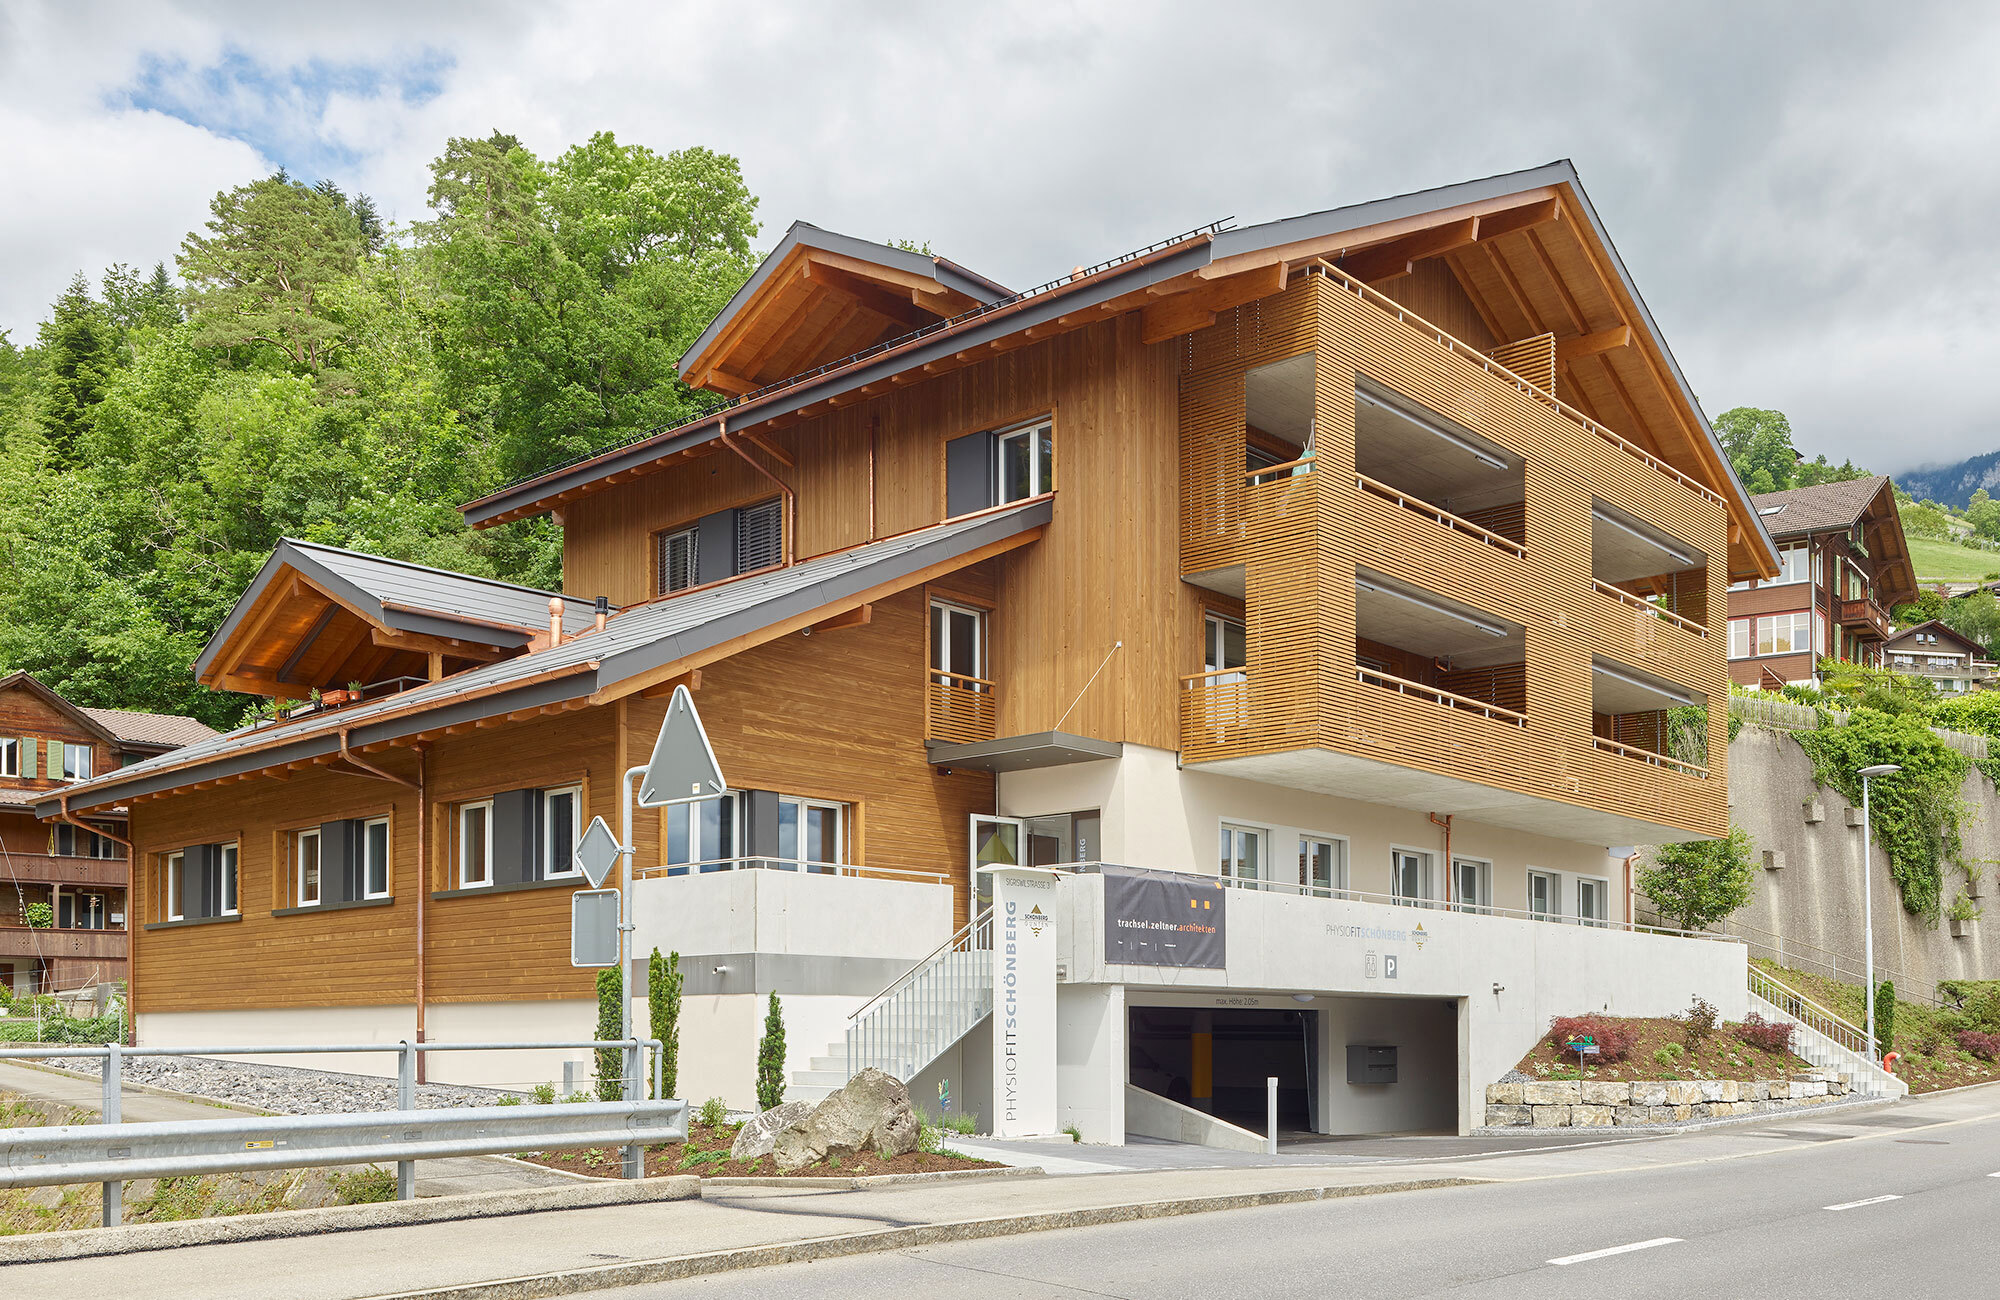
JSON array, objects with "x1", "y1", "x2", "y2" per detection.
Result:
[{"x1": 1127, "y1": 995, "x2": 1460, "y2": 1141}]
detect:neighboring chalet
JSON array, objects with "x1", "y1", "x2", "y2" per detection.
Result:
[
  {"x1": 46, "y1": 162, "x2": 1777, "y2": 1136},
  {"x1": 1725, "y1": 477, "x2": 1917, "y2": 689},
  {"x1": 0, "y1": 672, "x2": 213, "y2": 994},
  {"x1": 1883, "y1": 620, "x2": 1994, "y2": 695}
]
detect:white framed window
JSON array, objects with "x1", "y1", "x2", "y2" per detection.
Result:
[
  {"x1": 220, "y1": 842, "x2": 238, "y2": 916},
  {"x1": 930, "y1": 599, "x2": 986, "y2": 688},
  {"x1": 62, "y1": 742, "x2": 93, "y2": 781},
  {"x1": 1451, "y1": 857, "x2": 1493, "y2": 914},
  {"x1": 542, "y1": 787, "x2": 581, "y2": 879},
  {"x1": 361, "y1": 816, "x2": 391, "y2": 899},
  {"x1": 458, "y1": 800, "x2": 493, "y2": 889},
  {"x1": 1527, "y1": 868, "x2": 1560, "y2": 921},
  {"x1": 1391, "y1": 847, "x2": 1434, "y2": 907},
  {"x1": 1220, "y1": 822, "x2": 1266, "y2": 890},
  {"x1": 1755, "y1": 612, "x2": 1811, "y2": 656},
  {"x1": 0, "y1": 738, "x2": 16, "y2": 777},
  {"x1": 1773, "y1": 544, "x2": 1811, "y2": 585},
  {"x1": 735, "y1": 498, "x2": 783, "y2": 574},
  {"x1": 165, "y1": 850, "x2": 184, "y2": 922},
  {"x1": 295, "y1": 828, "x2": 322, "y2": 907},
  {"x1": 1300, "y1": 835, "x2": 1347, "y2": 897},
  {"x1": 656, "y1": 526, "x2": 698, "y2": 595},
  {"x1": 779, "y1": 796, "x2": 846, "y2": 873},
  {"x1": 665, "y1": 792, "x2": 739, "y2": 873},
  {"x1": 1728, "y1": 619, "x2": 1750, "y2": 661},
  {"x1": 996, "y1": 419, "x2": 1054, "y2": 503},
  {"x1": 1813, "y1": 612, "x2": 1827, "y2": 656},
  {"x1": 1204, "y1": 612, "x2": 1246, "y2": 681},
  {"x1": 1576, "y1": 876, "x2": 1610, "y2": 927}
]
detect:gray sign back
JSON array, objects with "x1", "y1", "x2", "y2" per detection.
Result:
[
  {"x1": 571, "y1": 889, "x2": 621, "y2": 967},
  {"x1": 637, "y1": 684, "x2": 728, "y2": 808}
]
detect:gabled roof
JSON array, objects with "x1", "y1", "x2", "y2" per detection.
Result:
[
  {"x1": 79, "y1": 707, "x2": 217, "y2": 749},
  {"x1": 194, "y1": 540, "x2": 606, "y2": 697},
  {"x1": 462, "y1": 161, "x2": 1776, "y2": 581},
  {"x1": 44, "y1": 500, "x2": 1052, "y2": 815},
  {"x1": 1750, "y1": 477, "x2": 1918, "y2": 608},
  {"x1": 0, "y1": 671, "x2": 120, "y2": 747},
  {"x1": 1883, "y1": 620, "x2": 1986, "y2": 656}
]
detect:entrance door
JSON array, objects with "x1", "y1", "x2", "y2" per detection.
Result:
[{"x1": 969, "y1": 815, "x2": 1024, "y2": 917}]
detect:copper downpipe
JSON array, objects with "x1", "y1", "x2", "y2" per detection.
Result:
[{"x1": 719, "y1": 417, "x2": 796, "y2": 565}]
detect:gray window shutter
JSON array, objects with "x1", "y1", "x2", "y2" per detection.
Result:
[
  {"x1": 696, "y1": 508, "x2": 737, "y2": 583},
  {"x1": 946, "y1": 431, "x2": 996, "y2": 518},
  {"x1": 20, "y1": 740, "x2": 34, "y2": 780},
  {"x1": 319, "y1": 820, "x2": 357, "y2": 903},
  {"x1": 491, "y1": 789, "x2": 537, "y2": 886},
  {"x1": 734, "y1": 499, "x2": 783, "y2": 573}
]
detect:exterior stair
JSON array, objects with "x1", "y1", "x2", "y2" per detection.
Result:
[
  {"x1": 1748, "y1": 965, "x2": 1908, "y2": 1098},
  {"x1": 788, "y1": 908, "x2": 993, "y2": 1103}
]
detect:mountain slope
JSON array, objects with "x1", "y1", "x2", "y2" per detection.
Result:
[{"x1": 1897, "y1": 451, "x2": 2000, "y2": 509}]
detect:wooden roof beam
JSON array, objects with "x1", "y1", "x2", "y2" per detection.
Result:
[
  {"x1": 1556, "y1": 324, "x2": 1633, "y2": 366},
  {"x1": 1339, "y1": 216, "x2": 1480, "y2": 283},
  {"x1": 1140, "y1": 262, "x2": 1287, "y2": 345},
  {"x1": 1473, "y1": 196, "x2": 1562, "y2": 242}
]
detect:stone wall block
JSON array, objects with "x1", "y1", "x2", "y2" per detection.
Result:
[
  {"x1": 1522, "y1": 1081, "x2": 1582, "y2": 1105},
  {"x1": 1485, "y1": 1104, "x2": 1531, "y2": 1126},
  {"x1": 1580, "y1": 1081, "x2": 1630, "y2": 1105},
  {"x1": 1572, "y1": 1104, "x2": 1614, "y2": 1127},
  {"x1": 1530, "y1": 1105, "x2": 1572, "y2": 1127},
  {"x1": 1487, "y1": 1083, "x2": 1524, "y2": 1106}
]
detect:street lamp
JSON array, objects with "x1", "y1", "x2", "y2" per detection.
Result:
[{"x1": 1857, "y1": 763, "x2": 1901, "y2": 1060}]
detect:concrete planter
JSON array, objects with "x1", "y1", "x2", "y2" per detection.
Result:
[
  {"x1": 1483, "y1": 1073, "x2": 1853, "y2": 1129},
  {"x1": 1951, "y1": 917, "x2": 1973, "y2": 938},
  {"x1": 1803, "y1": 798, "x2": 1824, "y2": 824}
]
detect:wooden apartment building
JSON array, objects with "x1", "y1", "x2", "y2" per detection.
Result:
[{"x1": 45, "y1": 162, "x2": 1778, "y2": 1088}]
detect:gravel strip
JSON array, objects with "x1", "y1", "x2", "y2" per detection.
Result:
[{"x1": 41, "y1": 1054, "x2": 517, "y2": 1114}]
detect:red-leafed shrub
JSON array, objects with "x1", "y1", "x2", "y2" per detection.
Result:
[
  {"x1": 1546, "y1": 1015, "x2": 1636, "y2": 1064},
  {"x1": 1956, "y1": 1029, "x2": 2000, "y2": 1061},
  {"x1": 1733, "y1": 1013, "x2": 1795, "y2": 1055}
]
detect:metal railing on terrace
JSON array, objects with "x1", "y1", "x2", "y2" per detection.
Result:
[{"x1": 631, "y1": 855, "x2": 946, "y2": 884}]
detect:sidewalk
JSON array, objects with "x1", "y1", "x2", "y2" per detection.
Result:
[{"x1": 2, "y1": 1082, "x2": 1994, "y2": 1299}]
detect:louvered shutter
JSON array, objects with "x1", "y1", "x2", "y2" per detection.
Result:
[{"x1": 734, "y1": 499, "x2": 783, "y2": 573}]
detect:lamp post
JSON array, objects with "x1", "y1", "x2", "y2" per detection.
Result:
[{"x1": 1857, "y1": 763, "x2": 1901, "y2": 1060}]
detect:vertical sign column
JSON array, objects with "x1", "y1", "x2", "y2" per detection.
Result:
[{"x1": 989, "y1": 867, "x2": 1058, "y2": 1137}]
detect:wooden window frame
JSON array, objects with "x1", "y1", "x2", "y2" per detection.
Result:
[
  {"x1": 994, "y1": 417, "x2": 1056, "y2": 505},
  {"x1": 0, "y1": 738, "x2": 15, "y2": 778},
  {"x1": 293, "y1": 827, "x2": 322, "y2": 908},
  {"x1": 359, "y1": 815, "x2": 392, "y2": 900}
]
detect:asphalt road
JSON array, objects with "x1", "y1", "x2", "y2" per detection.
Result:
[{"x1": 601, "y1": 1104, "x2": 2000, "y2": 1299}]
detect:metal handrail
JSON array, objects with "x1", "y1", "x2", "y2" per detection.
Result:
[
  {"x1": 849, "y1": 906, "x2": 993, "y2": 1022},
  {"x1": 632, "y1": 855, "x2": 946, "y2": 884},
  {"x1": 1593, "y1": 734, "x2": 1709, "y2": 778},
  {"x1": 844, "y1": 907, "x2": 994, "y2": 1083},
  {"x1": 1748, "y1": 965, "x2": 1874, "y2": 1058},
  {"x1": 1357, "y1": 667, "x2": 1527, "y2": 726},
  {"x1": 1307, "y1": 261, "x2": 1726, "y2": 507},
  {"x1": 1590, "y1": 578, "x2": 1710, "y2": 637},
  {"x1": 1709, "y1": 919, "x2": 1945, "y2": 1007},
  {"x1": 1355, "y1": 473, "x2": 1525, "y2": 558}
]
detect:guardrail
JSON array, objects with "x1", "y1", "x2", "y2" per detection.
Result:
[{"x1": 0, "y1": 1036, "x2": 669, "y2": 1227}]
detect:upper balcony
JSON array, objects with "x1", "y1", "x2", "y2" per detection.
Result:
[
  {"x1": 0, "y1": 853, "x2": 129, "y2": 889},
  {"x1": 1838, "y1": 595, "x2": 1891, "y2": 642}
]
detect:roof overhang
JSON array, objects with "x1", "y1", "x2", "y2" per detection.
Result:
[{"x1": 925, "y1": 730, "x2": 1123, "y2": 773}]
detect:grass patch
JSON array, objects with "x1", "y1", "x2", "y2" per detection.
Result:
[
  {"x1": 1906, "y1": 536, "x2": 2000, "y2": 583},
  {"x1": 1756, "y1": 960, "x2": 2000, "y2": 1093}
]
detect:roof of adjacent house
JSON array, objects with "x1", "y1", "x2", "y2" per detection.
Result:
[
  {"x1": 1883, "y1": 620, "x2": 1987, "y2": 656},
  {"x1": 0, "y1": 670, "x2": 212, "y2": 754},
  {"x1": 1750, "y1": 476, "x2": 1898, "y2": 537},
  {"x1": 42, "y1": 499, "x2": 1052, "y2": 816}
]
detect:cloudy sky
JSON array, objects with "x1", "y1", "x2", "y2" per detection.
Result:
[{"x1": 3, "y1": 1, "x2": 1994, "y2": 472}]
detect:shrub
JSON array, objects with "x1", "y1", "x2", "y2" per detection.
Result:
[
  {"x1": 21, "y1": 903, "x2": 51, "y2": 929},
  {"x1": 1875, "y1": 981, "x2": 1897, "y2": 1058},
  {"x1": 594, "y1": 965, "x2": 624, "y2": 1101},
  {"x1": 942, "y1": 1112, "x2": 978, "y2": 1136},
  {"x1": 496, "y1": 1094, "x2": 521, "y2": 1106},
  {"x1": 698, "y1": 1096, "x2": 729, "y2": 1128},
  {"x1": 1545, "y1": 1015, "x2": 1636, "y2": 1064},
  {"x1": 1734, "y1": 1014, "x2": 1795, "y2": 1055},
  {"x1": 329, "y1": 1166, "x2": 397, "y2": 1204},
  {"x1": 650, "y1": 948, "x2": 682, "y2": 1101},
  {"x1": 916, "y1": 1117, "x2": 942, "y2": 1155},
  {"x1": 756, "y1": 991, "x2": 786, "y2": 1111},
  {"x1": 1955, "y1": 1030, "x2": 2000, "y2": 1062},
  {"x1": 531, "y1": 1082, "x2": 557, "y2": 1105},
  {"x1": 1681, "y1": 997, "x2": 1720, "y2": 1051},
  {"x1": 1652, "y1": 1043, "x2": 1685, "y2": 1068},
  {"x1": 1638, "y1": 830, "x2": 1756, "y2": 932}
]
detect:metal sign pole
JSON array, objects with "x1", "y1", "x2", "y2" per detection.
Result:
[{"x1": 618, "y1": 763, "x2": 645, "y2": 1179}]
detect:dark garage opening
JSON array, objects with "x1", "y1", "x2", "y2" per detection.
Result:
[{"x1": 1128, "y1": 1006, "x2": 1318, "y2": 1133}]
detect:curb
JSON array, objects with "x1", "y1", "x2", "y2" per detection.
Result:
[
  {"x1": 2, "y1": 1058, "x2": 280, "y2": 1117},
  {"x1": 0, "y1": 1176, "x2": 701, "y2": 1265},
  {"x1": 359, "y1": 1177, "x2": 1484, "y2": 1300},
  {"x1": 701, "y1": 1165, "x2": 1043, "y2": 1191}
]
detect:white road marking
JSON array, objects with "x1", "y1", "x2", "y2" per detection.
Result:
[
  {"x1": 1824, "y1": 1194, "x2": 1902, "y2": 1211},
  {"x1": 1548, "y1": 1238, "x2": 1681, "y2": 1266}
]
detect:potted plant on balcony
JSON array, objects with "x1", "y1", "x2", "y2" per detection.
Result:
[{"x1": 23, "y1": 902, "x2": 52, "y2": 929}]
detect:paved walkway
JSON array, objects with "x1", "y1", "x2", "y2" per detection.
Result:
[
  {"x1": 5, "y1": 1082, "x2": 1994, "y2": 1299},
  {"x1": 0, "y1": 1060, "x2": 571, "y2": 1198}
]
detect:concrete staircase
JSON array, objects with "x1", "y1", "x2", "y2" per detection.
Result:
[
  {"x1": 788, "y1": 912, "x2": 992, "y2": 1104},
  {"x1": 1748, "y1": 966, "x2": 1907, "y2": 1099}
]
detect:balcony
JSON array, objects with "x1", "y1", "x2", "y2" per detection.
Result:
[
  {"x1": 925, "y1": 672, "x2": 996, "y2": 745},
  {"x1": 0, "y1": 926, "x2": 126, "y2": 961},
  {"x1": 1838, "y1": 595, "x2": 1891, "y2": 641},
  {"x1": 0, "y1": 853, "x2": 129, "y2": 888}
]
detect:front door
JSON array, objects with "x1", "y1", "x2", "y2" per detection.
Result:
[{"x1": 969, "y1": 815, "x2": 1024, "y2": 917}]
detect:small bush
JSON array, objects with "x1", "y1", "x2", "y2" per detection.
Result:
[
  {"x1": 1734, "y1": 1014, "x2": 1795, "y2": 1055},
  {"x1": 677, "y1": 1149, "x2": 729, "y2": 1170},
  {"x1": 916, "y1": 1117, "x2": 942, "y2": 1155},
  {"x1": 698, "y1": 1096, "x2": 729, "y2": 1129},
  {"x1": 1681, "y1": 997, "x2": 1720, "y2": 1051},
  {"x1": 531, "y1": 1082, "x2": 557, "y2": 1105},
  {"x1": 1652, "y1": 1043, "x2": 1686, "y2": 1068},
  {"x1": 496, "y1": 1094, "x2": 521, "y2": 1106},
  {"x1": 1062, "y1": 1124, "x2": 1082, "y2": 1143},
  {"x1": 1546, "y1": 1015, "x2": 1636, "y2": 1064},
  {"x1": 329, "y1": 1166, "x2": 397, "y2": 1204},
  {"x1": 1955, "y1": 1030, "x2": 2000, "y2": 1061},
  {"x1": 942, "y1": 1112, "x2": 978, "y2": 1136}
]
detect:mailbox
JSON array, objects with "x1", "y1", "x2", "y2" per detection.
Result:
[{"x1": 1346, "y1": 1044, "x2": 1397, "y2": 1085}]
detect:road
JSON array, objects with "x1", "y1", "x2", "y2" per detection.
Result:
[{"x1": 598, "y1": 1103, "x2": 2000, "y2": 1299}]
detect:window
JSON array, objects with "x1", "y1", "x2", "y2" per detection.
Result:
[
  {"x1": 221, "y1": 843, "x2": 238, "y2": 916},
  {"x1": 1814, "y1": 611, "x2": 1827, "y2": 656},
  {"x1": 1300, "y1": 835, "x2": 1347, "y2": 897},
  {"x1": 1528, "y1": 869, "x2": 1560, "y2": 921},
  {"x1": 1728, "y1": 619, "x2": 1750, "y2": 661},
  {"x1": 1755, "y1": 612, "x2": 1812, "y2": 656},
  {"x1": 1392, "y1": 848, "x2": 1433, "y2": 907},
  {"x1": 62, "y1": 743, "x2": 93, "y2": 781},
  {"x1": 1452, "y1": 857, "x2": 1492, "y2": 914},
  {"x1": 542, "y1": 787, "x2": 581, "y2": 879},
  {"x1": 165, "y1": 851, "x2": 184, "y2": 921},
  {"x1": 996, "y1": 420, "x2": 1053, "y2": 503},
  {"x1": 458, "y1": 800, "x2": 493, "y2": 888},
  {"x1": 0, "y1": 739, "x2": 15, "y2": 777},
  {"x1": 1577, "y1": 876, "x2": 1610, "y2": 927},
  {"x1": 1774, "y1": 545, "x2": 1810, "y2": 585},
  {"x1": 361, "y1": 816, "x2": 391, "y2": 898},
  {"x1": 1204, "y1": 613, "x2": 1246, "y2": 681},
  {"x1": 779, "y1": 797, "x2": 845, "y2": 873},
  {"x1": 1220, "y1": 823, "x2": 1266, "y2": 890},
  {"x1": 666, "y1": 793, "x2": 738, "y2": 873},
  {"x1": 930, "y1": 599, "x2": 986, "y2": 687},
  {"x1": 735, "y1": 498, "x2": 783, "y2": 574},
  {"x1": 1728, "y1": 576, "x2": 1752, "y2": 593},
  {"x1": 656, "y1": 526, "x2": 698, "y2": 595},
  {"x1": 54, "y1": 823, "x2": 116, "y2": 858},
  {"x1": 295, "y1": 828, "x2": 322, "y2": 907}
]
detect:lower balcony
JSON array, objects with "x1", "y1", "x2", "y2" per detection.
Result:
[
  {"x1": 0, "y1": 926, "x2": 127, "y2": 961},
  {"x1": 0, "y1": 853, "x2": 129, "y2": 888},
  {"x1": 926, "y1": 673, "x2": 996, "y2": 745}
]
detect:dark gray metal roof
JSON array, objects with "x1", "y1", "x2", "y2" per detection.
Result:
[
  {"x1": 49, "y1": 500, "x2": 1051, "y2": 814},
  {"x1": 677, "y1": 220, "x2": 1010, "y2": 378},
  {"x1": 193, "y1": 539, "x2": 606, "y2": 680}
]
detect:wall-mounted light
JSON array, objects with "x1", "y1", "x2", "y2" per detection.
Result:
[{"x1": 1491, "y1": 982, "x2": 1505, "y2": 995}]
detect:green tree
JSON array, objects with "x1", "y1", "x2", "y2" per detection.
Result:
[
  {"x1": 1638, "y1": 826, "x2": 1756, "y2": 932},
  {"x1": 1898, "y1": 499, "x2": 1955, "y2": 540},
  {"x1": 1894, "y1": 587, "x2": 1948, "y2": 626},
  {"x1": 179, "y1": 174, "x2": 364, "y2": 370},
  {"x1": 36, "y1": 274, "x2": 118, "y2": 465},
  {"x1": 1968, "y1": 489, "x2": 2000, "y2": 542},
  {"x1": 1942, "y1": 591, "x2": 2000, "y2": 655},
  {"x1": 1792, "y1": 455, "x2": 1868, "y2": 488},
  {"x1": 1874, "y1": 980, "x2": 1896, "y2": 1060},
  {"x1": 1714, "y1": 407, "x2": 1800, "y2": 494},
  {"x1": 594, "y1": 965, "x2": 624, "y2": 1100},
  {"x1": 756, "y1": 991, "x2": 786, "y2": 1111},
  {"x1": 649, "y1": 947, "x2": 682, "y2": 1100}
]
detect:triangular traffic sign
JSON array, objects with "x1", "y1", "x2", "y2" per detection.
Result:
[
  {"x1": 637, "y1": 684, "x2": 728, "y2": 808},
  {"x1": 573, "y1": 815, "x2": 622, "y2": 888}
]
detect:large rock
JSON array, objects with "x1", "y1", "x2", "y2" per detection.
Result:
[
  {"x1": 1631, "y1": 1082, "x2": 1668, "y2": 1106},
  {"x1": 1484, "y1": 1104, "x2": 1531, "y2": 1126},
  {"x1": 772, "y1": 1068, "x2": 920, "y2": 1170},
  {"x1": 730, "y1": 1100, "x2": 814, "y2": 1163}
]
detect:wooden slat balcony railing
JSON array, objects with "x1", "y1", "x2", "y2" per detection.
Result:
[
  {"x1": 1592, "y1": 735, "x2": 1709, "y2": 779},
  {"x1": 1245, "y1": 456, "x2": 1316, "y2": 487},
  {"x1": 925, "y1": 672, "x2": 996, "y2": 745},
  {"x1": 1356, "y1": 473, "x2": 1526, "y2": 558},
  {"x1": 1356, "y1": 667, "x2": 1527, "y2": 727},
  {"x1": 1180, "y1": 669, "x2": 1254, "y2": 752},
  {"x1": 1589, "y1": 579, "x2": 1710, "y2": 638},
  {"x1": 1308, "y1": 261, "x2": 1726, "y2": 508},
  {"x1": 0, "y1": 926, "x2": 126, "y2": 960},
  {"x1": 1837, "y1": 595, "x2": 1891, "y2": 640}
]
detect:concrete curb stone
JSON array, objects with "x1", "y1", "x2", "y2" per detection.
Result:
[{"x1": 702, "y1": 1165, "x2": 1044, "y2": 1192}]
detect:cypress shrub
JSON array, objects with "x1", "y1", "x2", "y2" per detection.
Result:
[
  {"x1": 757, "y1": 991, "x2": 787, "y2": 1111},
  {"x1": 594, "y1": 965, "x2": 624, "y2": 1100},
  {"x1": 1875, "y1": 980, "x2": 1897, "y2": 1060},
  {"x1": 650, "y1": 948, "x2": 682, "y2": 1100}
]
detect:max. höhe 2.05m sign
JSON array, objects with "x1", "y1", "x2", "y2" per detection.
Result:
[{"x1": 1102, "y1": 865, "x2": 1225, "y2": 968}]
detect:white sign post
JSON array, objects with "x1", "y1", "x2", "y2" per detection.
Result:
[{"x1": 982, "y1": 865, "x2": 1061, "y2": 1138}]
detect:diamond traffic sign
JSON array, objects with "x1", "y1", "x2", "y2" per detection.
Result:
[
  {"x1": 637, "y1": 684, "x2": 727, "y2": 808},
  {"x1": 573, "y1": 815, "x2": 623, "y2": 889},
  {"x1": 571, "y1": 889, "x2": 621, "y2": 967}
]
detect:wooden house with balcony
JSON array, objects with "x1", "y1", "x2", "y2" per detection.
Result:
[
  {"x1": 48, "y1": 162, "x2": 1776, "y2": 1121},
  {"x1": 0, "y1": 672, "x2": 213, "y2": 994},
  {"x1": 1725, "y1": 477, "x2": 1917, "y2": 689},
  {"x1": 1883, "y1": 620, "x2": 1992, "y2": 694}
]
